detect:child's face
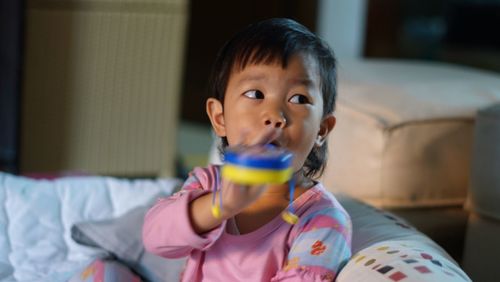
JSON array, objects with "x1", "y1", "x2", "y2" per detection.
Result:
[{"x1": 207, "y1": 52, "x2": 336, "y2": 173}]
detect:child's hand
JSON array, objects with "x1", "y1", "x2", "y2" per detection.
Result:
[
  {"x1": 219, "y1": 179, "x2": 267, "y2": 215},
  {"x1": 219, "y1": 127, "x2": 283, "y2": 214}
]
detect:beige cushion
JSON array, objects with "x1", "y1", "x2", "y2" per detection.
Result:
[
  {"x1": 467, "y1": 104, "x2": 500, "y2": 219},
  {"x1": 321, "y1": 60, "x2": 500, "y2": 208}
]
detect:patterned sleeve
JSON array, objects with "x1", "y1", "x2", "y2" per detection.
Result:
[{"x1": 273, "y1": 206, "x2": 352, "y2": 281}]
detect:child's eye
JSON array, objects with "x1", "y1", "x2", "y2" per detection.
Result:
[
  {"x1": 243, "y1": 90, "x2": 264, "y2": 99},
  {"x1": 289, "y1": 94, "x2": 310, "y2": 104}
]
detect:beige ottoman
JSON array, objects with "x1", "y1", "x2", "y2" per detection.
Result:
[
  {"x1": 321, "y1": 59, "x2": 500, "y2": 208},
  {"x1": 462, "y1": 104, "x2": 500, "y2": 282},
  {"x1": 319, "y1": 60, "x2": 500, "y2": 262}
]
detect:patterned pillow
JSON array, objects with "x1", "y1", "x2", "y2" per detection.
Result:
[
  {"x1": 337, "y1": 240, "x2": 471, "y2": 282},
  {"x1": 68, "y1": 259, "x2": 141, "y2": 282}
]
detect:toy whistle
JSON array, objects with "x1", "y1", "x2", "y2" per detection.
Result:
[{"x1": 212, "y1": 144, "x2": 299, "y2": 224}]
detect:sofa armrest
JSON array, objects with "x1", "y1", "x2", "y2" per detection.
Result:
[
  {"x1": 337, "y1": 240, "x2": 471, "y2": 282},
  {"x1": 337, "y1": 195, "x2": 471, "y2": 281}
]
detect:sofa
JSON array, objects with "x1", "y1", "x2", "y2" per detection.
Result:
[{"x1": 0, "y1": 172, "x2": 470, "y2": 281}]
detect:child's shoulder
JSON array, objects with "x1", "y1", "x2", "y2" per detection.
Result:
[
  {"x1": 182, "y1": 164, "x2": 221, "y2": 191},
  {"x1": 299, "y1": 182, "x2": 351, "y2": 222},
  {"x1": 309, "y1": 182, "x2": 345, "y2": 207},
  {"x1": 188, "y1": 164, "x2": 221, "y2": 178}
]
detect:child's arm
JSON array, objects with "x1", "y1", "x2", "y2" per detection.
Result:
[
  {"x1": 273, "y1": 206, "x2": 352, "y2": 281},
  {"x1": 142, "y1": 165, "x2": 266, "y2": 258},
  {"x1": 142, "y1": 166, "x2": 227, "y2": 258},
  {"x1": 189, "y1": 179, "x2": 266, "y2": 233}
]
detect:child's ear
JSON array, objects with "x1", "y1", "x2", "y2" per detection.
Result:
[
  {"x1": 206, "y1": 98, "x2": 226, "y2": 137},
  {"x1": 315, "y1": 114, "x2": 336, "y2": 147}
]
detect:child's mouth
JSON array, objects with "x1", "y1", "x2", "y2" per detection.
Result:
[
  {"x1": 257, "y1": 128, "x2": 284, "y2": 149},
  {"x1": 269, "y1": 140, "x2": 282, "y2": 148}
]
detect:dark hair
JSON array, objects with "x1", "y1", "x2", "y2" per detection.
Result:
[{"x1": 208, "y1": 18, "x2": 337, "y2": 179}]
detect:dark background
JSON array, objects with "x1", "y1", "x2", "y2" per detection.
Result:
[
  {"x1": 1, "y1": 0, "x2": 500, "y2": 173},
  {"x1": 180, "y1": 0, "x2": 318, "y2": 124},
  {"x1": 180, "y1": 0, "x2": 500, "y2": 125},
  {"x1": 0, "y1": 0, "x2": 24, "y2": 174}
]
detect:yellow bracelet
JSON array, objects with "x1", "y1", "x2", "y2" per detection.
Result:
[{"x1": 211, "y1": 205, "x2": 221, "y2": 218}]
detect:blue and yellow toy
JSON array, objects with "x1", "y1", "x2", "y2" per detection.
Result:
[{"x1": 212, "y1": 144, "x2": 299, "y2": 224}]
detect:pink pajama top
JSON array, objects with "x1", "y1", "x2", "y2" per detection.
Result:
[{"x1": 143, "y1": 165, "x2": 352, "y2": 281}]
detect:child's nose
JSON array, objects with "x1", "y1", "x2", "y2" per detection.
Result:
[{"x1": 264, "y1": 114, "x2": 286, "y2": 129}]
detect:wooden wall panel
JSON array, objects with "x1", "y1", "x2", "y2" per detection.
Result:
[{"x1": 22, "y1": 0, "x2": 188, "y2": 177}]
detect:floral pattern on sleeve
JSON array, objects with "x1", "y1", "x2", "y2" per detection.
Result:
[{"x1": 276, "y1": 207, "x2": 352, "y2": 281}]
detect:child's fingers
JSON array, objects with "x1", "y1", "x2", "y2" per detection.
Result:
[
  {"x1": 221, "y1": 179, "x2": 267, "y2": 209},
  {"x1": 229, "y1": 181, "x2": 266, "y2": 196}
]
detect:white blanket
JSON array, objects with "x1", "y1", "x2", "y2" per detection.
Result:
[{"x1": 0, "y1": 172, "x2": 180, "y2": 282}]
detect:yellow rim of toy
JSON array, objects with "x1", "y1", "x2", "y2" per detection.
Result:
[{"x1": 222, "y1": 165, "x2": 293, "y2": 185}]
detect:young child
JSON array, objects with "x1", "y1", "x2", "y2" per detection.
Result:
[{"x1": 143, "y1": 18, "x2": 352, "y2": 281}]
